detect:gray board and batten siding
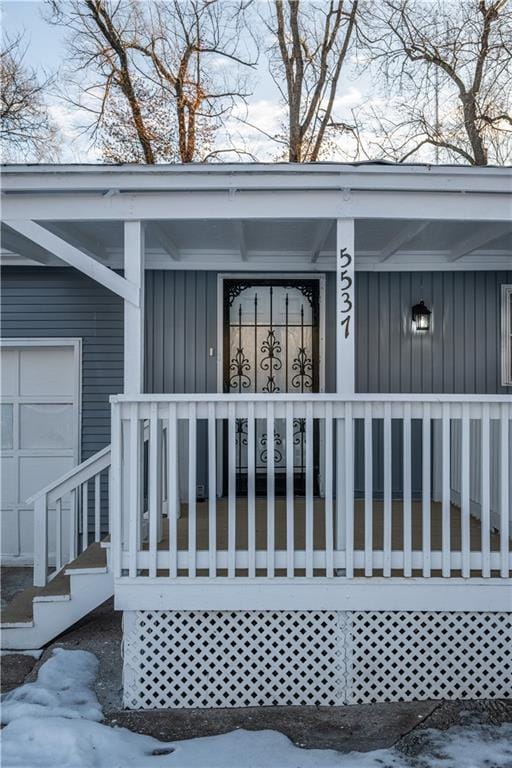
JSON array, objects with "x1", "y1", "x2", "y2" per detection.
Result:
[
  {"x1": 145, "y1": 270, "x2": 512, "y2": 397},
  {"x1": 144, "y1": 269, "x2": 512, "y2": 498},
  {"x1": 1, "y1": 267, "x2": 510, "y2": 502}
]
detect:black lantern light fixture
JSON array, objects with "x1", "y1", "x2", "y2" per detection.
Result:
[{"x1": 411, "y1": 299, "x2": 431, "y2": 333}]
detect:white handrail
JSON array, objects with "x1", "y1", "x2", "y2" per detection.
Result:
[
  {"x1": 27, "y1": 446, "x2": 111, "y2": 505},
  {"x1": 31, "y1": 445, "x2": 112, "y2": 587}
]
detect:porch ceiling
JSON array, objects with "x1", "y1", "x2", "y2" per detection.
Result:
[{"x1": 2, "y1": 217, "x2": 511, "y2": 271}]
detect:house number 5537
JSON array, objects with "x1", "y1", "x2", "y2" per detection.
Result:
[{"x1": 339, "y1": 248, "x2": 353, "y2": 339}]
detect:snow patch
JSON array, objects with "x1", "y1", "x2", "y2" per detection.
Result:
[
  {"x1": 1, "y1": 647, "x2": 102, "y2": 724},
  {"x1": 1, "y1": 648, "x2": 511, "y2": 768}
]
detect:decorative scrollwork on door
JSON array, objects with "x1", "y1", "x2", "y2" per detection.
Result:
[{"x1": 223, "y1": 279, "x2": 320, "y2": 490}]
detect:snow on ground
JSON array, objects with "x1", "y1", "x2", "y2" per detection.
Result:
[
  {"x1": 1, "y1": 649, "x2": 511, "y2": 768},
  {"x1": 1, "y1": 648, "x2": 102, "y2": 724}
]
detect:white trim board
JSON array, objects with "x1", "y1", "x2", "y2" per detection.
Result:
[{"x1": 501, "y1": 285, "x2": 512, "y2": 387}]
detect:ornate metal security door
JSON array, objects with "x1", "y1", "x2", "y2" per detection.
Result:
[{"x1": 223, "y1": 279, "x2": 320, "y2": 495}]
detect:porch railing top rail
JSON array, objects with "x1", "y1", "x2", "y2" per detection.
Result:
[{"x1": 111, "y1": 393, "x2": 511, "y2": 404}]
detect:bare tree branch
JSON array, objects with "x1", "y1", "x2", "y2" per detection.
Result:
[
  {"x1": 266, "y1": 0, "x2": 359, "y2": 162},
  {"x1": 1, "y1": 33, "x2": 60, "y2": 161}
]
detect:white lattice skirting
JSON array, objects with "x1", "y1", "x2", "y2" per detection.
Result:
[{"x1": 122, "y1": 610, "x2": 512, "y2": 709}]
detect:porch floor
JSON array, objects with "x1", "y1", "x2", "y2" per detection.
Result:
[{"x1": 145, "y1": 498, "x2": 504, "y2": 577}]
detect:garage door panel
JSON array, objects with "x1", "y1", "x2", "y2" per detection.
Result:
[
  {"x1": 1, "y1": 403, "x2": 14, "y2": 450},
  {"x1": 19, "y1": 507, "x2": 34, "y2": 557},
  {"x1": 19, "y1": 347, "x2": 75, "y2": 397},
  {"x1": 20, "y1": 403, "x2": 74, "y2": 450},
  {"x1": 1, "y1": 457, "x2": 17, "y2": 503},
  {"x1": 0, "y1": 349, "x2": 18, "y2": 396},
  {"x1": 1, "y1": 509, "x2": 19, "y2": 556},
  {"x1": 19, "y1": 456, "x2": 75, "y2": 502}
]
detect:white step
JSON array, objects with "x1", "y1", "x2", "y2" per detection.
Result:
[{"x1": 1, "y1": 544, "x2": 114, "y2": 650}]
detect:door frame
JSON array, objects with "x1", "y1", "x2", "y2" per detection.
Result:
[
  {"x1": 215, "y1": 274, "x2": 326, "y2": 496},
  {"x1": 0, "y1": 338, "x2": 82, "y2": 563},
  {"x1": 216, "y1": 273, "x2": 326, "y2": 395}
]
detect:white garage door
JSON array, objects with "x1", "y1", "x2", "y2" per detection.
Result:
[{"x1": 1, "y1": 341, "x2": 80, "y2": 564}]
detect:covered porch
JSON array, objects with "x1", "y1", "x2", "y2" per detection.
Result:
[{"x1": 1, "y1": 163, "x2": 510, "y2": 608}]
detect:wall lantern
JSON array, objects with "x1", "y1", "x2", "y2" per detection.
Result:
[{"x1": 411, "y1": 300, "x2": 431, "y2": 333}]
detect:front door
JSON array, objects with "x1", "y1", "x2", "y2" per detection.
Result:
[{"x1": 223, "y1": 278, "x2": 320, "y2": 495}]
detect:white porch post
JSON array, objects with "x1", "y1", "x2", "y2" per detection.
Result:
[
  {"x1": 336, "y1": 218, "x2": 355, "y2": 556},
  {"x1": 123, "y1": 220, "x2": 145, "y2": 393},
  {"x1": 336, "y1": 218, "x2": 355, "y2": 394},
  {"x1": 121, "y1": 221, "x2": 145, "y2": 560}
]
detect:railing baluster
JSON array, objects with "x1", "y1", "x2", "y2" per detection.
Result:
[
  {"x1": 324, "y1": 402, "x2": 334, "y2": 578},
  {"x1": 82, "y1": 480, "x2": 88, "y2": 552},
  {"x1": 266, "y1": 401, "x2": 275, "y2": 578},
  {"x1": 94, "y1": 473, "x2": 101, "y2": 543},
  {"x1": 441, "y1": 403, "x2": 451, "y2": 577},
  {"x1": 286, "y1": 401, "x2": 294, "y2": 577},
  {"x1": 461, "y1": 404, "x2": 471, "y2": 578},
  {"x1": 336, "y1": 416, "x2": 345, "y2": 559},
  {"x1": 128, "y1": 403, "x2": 140, "y2": 578},
  {"x1": 33, "y1": 494, "x2": 48, "y2": 586},
  {"x1": 344, "y1": 402, "x2": 354, "y2": 578},
  {"x1": 55, "y1": 498, "x2": 62, "y2": 573},
  {"x1": 69, "y1": 488, "x2": 77, "y2": 562},
  {"x1": 499, "y1": 403, "x2": 510, "y2": 578},
  {"x1": 305, "y1": 401, "x2": 314, "y2": 578},
  {"x1": 383, "y1": 402, "x2": 392, "y2": 577},
  {"x1": 364, "y1": 402, "x2": 373, "y2": 577},
  {"x1": 247, "y1": 402, "x2": 256, "y2": 578},
  {"x1": 228, "y1": 402, "x2": 236, "y2": 578},
  {"x1": 167, "y1": 403, "x2": 178, "y2": 579},
  {"x1": 481, "y1": 403, "x2": 490, "y2": 578},
  {"x1": 111, "y1": 403, "x2": 122, "y2": 578},
  {"x1": 422, "y1": 402, "x2": 431, "y2": 577},
  {"x1": 149, "y1": 402, "x2": 159, "y2": 579},
  {"x1": 188, "y1": 402, "x2": 197, "y2": 579},
  {"x1": 403, "y1": 403, "x2": 412, "y2": 577},
  {"x1": 208, "y1": 402, "x2": 217, "y2": 578}
]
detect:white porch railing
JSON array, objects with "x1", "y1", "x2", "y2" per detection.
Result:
[
  {"x1": 110, "y1": 394, "x2": 511, "y2": 582},
  {"x1": 27, "y1": 446, "x2": 111, "y2": 586}
]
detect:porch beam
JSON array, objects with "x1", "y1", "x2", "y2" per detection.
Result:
[
  {"x1": 3, "y1": 190, "x2": 511, "y2": 222},
  {"x1": 336, "y1": 218, "x2": 355, "y2": 394},
  {"x1": 379, "y1": 221, "x2": 429, "y2": 262},
  {"x1": 310, "y1": 220, "x2": 334, "y2": 263},
  {"x1": 234, "y1": 221, "x2": 248, "y2": 261},
  {"x1": 447, "y1": 222, "x2": 512, "y2": 261},
  {"x1": 114, "y1": 578, "x2": 512, "y2": 612},
  {"x1": 124, "y1": 221, "x2": 145, "y2": 394},
  {"x1": 3, "y1": 219, "x2": 139, "y2": 306},
  {"x1": 152, "y1": 223, "x2": 180, "y2": 261}
]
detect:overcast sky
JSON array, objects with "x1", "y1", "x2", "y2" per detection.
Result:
[{"x1": 2, "y1": 0, "x2": 374, "y2": 163}]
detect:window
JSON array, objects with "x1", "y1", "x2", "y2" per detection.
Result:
[{"x1": 502, "y1": 285, "x2": 512, "y2": 386}]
